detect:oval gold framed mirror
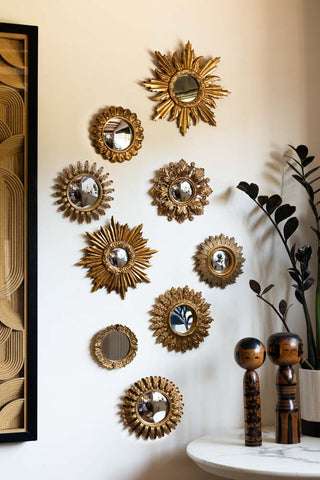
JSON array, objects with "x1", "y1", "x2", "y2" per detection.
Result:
[
  {"x1": 143, "y1": 41, "x2": 230, "y2": 135},
  {"x1": 90, "y1": 106, "x2": 144, "y2": 163},
  {"x1": 194, "y1": 234, "x2": 245, "y2": 288},
  {"x1": 149, "y1": 286, "x2": 213, "y2": 353},
  {"x1": 121, "y1": 376, "x2": 183, "y2": 439},
  {"x1": 93, "y1": 324, "x2": 137, "y2": 369}
]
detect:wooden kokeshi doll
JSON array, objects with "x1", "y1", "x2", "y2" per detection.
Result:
[
  {"x1": 234, "y1": 337, "x2": 266, "y2": 446},
  {"x1": 267, "y1": 332, "x2": 303, "y2": 444}
]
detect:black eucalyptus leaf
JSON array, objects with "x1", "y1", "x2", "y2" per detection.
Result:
[
  {"x1": 290, "y1": 243, "x2": 296, "y2": 262},
  {"x1": 288, "y1": 270, "x2": 300, "y2": 282},
  {"x1": 303, "y1": 278, "x2": 315, "y2": 291},
  {"x1": 237, "y1": 181, "x2": 250, "y2": 194},
  {"x1": 295, "y1": 288, "x2": 304, "y2": 303},
  {"x1": 305, "y1": 165, "x2": 319, "y2": 178},
  {"x1": 303, "y1": 156, "x2": 315, "y2": 168},
  {"x1": 249, "y1": 279, "x2": 261, "y2": 294},
  {"x1": 261, "y1": 284, "x2": 274, "y2": 295},
  {"x1": 287, "y1": 162, "x2": 302, "y2": 176},
  {"x1": 247, "y1": 183, "x2": 259, "y2": 199},
  {"x1": 296, "y1": 144, "x2": 309, "y2": 161},
  {"x1": 283, "y1": 217, "x2": 299, "y2": 241},
  {"x1": 274, "y1": 204, "x2": 296, "y2": 224},
  {"x1": 279, "y1": 299, "x2": 287, "y2": 315},
  {"x1": 258, "y1": 195, "x2": 268, "y2": 206},
  {"x1": 266, "y1": 195, "x2": 282, "y2": 214},
  {"x1": 296, "y1": 245, "x2": 312, "y2": 265},
  {"x1": 292, "y1": 174, "x2": 305, "y2": 186}
]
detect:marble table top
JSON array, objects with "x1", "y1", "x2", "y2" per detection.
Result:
[{"x1": 187, "y1": 427, "x2": 320, "y2": 479}]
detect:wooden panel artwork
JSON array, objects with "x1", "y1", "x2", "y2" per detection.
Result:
[{"x1": 0, "y1": 23, "x2": 37, "y2": 443}]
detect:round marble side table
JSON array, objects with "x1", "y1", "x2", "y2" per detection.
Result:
[{"x1": 187, "y1": 427, "x2": 320, "y2": 480}]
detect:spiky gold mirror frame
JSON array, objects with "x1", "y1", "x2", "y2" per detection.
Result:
[
  {"x1": 143, "y1": 41, "x2": 230, "y2": 135},
  {"x1": 121, "y1": 376, "x2": 183, "y2": 439},
  {"x1": 53, "y1": 161, "x2": 114, "y2": 223},
  {"x1": 194, "y1": 234, "x2": 245, "y2": 288},
  {"x1": 150, "y1": 159, "x2": 212, "y2": 223},
  {"x1": 78, "y1": 216, "x2": 157, "y2": 299},
  {"x1": 93, "y1": 324, "x2": 137, "y2": 369},
  {"x1": 150, "y1": 286, "x2": 212, "y2": 353},
  {"x1": 90, "y1": 106, "x2": 144, "y2": 163}
]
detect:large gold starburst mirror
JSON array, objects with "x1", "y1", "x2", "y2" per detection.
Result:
[
  {"x1": 143, "y1": 41, "x2": 230, "y2": 135},
  {"x1": 90, "y1": 106, "x2": 144, "y2": 163},
  {"x1": 194, "y1": 234, "x2": 245, "y2": 288},
  {"x1": 150, "y1": 286, "x2": 213, "y2": 353},
  {"x1": 78, "y1": 216, "x2": 157, "y2": 299},
  {"x1": 121, "y1": 376, "x2": 183, "y2": 439},
  {"x1": 93, "y1": 324, "x2": 137, "y2": 369}
]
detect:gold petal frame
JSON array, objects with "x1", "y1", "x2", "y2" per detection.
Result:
[
  {"x1": 150, "y1": 159, "x2": 212, "y2": 223},
  {"x1": 121, "y1": 376, "x2": 183, "y2": 440},
  {"x1": 53, "y1": 161, "x2": 114, "y2": 223},
  {"x1": 143, "y1": 41, "x2": 230, "y2": 135},
  {"x1": 150, "y1": 286, "x2": 213, "y2": 353},
  {"x1": 90, "y1": 106, "x2": 144, "y2": 163},
  {"x1": 94, "y1": 324, "x2": 137, "y2": 369},
  {"x1": 194, "y1": 234, "x2": 245, "y2": 288},
  {"x1": 78, "y1": 216, "x2": 157, "y2": 299}
]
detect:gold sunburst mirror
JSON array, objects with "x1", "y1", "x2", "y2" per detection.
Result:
[
  {"x1": 121, "y1": 376, "x2": 183, "y2": 440},
  {"x1": 93, "y1": 324, "x2": 137, "y2": 369},
  {"x1": 53, "y1": 161, "x2": 114, "y2": 223},
  {"x1": 150, "y1": 286, "x2": 213, "y2": 353},
  {"x1": 78, "y1": 216, "x2": 157, "y2": 299},
  {"x1": 143, "y1": 41, "x2": 230, "y2": 135},
  {"x1": 150, "y1": 159, "x2": 212, "y2": 223},
  {"x1": 90, "y1": 106, "x2": 144, "y2": 163},
  {"x1": 194, "y1": 234, "x2": 245, "y2": 288}
]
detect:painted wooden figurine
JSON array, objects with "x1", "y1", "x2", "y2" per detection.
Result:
[
  {"x1": 267, "y1": 332, "x2": 303, "y2": 444},
  {"x1": 234, "y1": 337, "x2": 266, "y2": 446}
]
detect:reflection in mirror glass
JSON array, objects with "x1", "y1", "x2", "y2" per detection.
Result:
[
  {"x1": 211, "y1": 249, "x2": 230, "y2": 273},
  {"x1": 103, "y1": 118, "x2": 133, "y2": 151},
  {"x1": 171, "y1": 180, "x2": 193, "y2": 203},
  {"x1": 170, "y1": 304, "x2": 195, "y2": 334},
  {"x1": 174, "y1": 75, "x2": 199, "y2": 103},
  {"x1": 108, "y1": 247, "x2": 129, "y2": 268},
  {"x1": 101, "y1": 331, "x2": 130, "y2": 361},
  {"x1": 137, "y1": 391, "x2": 169, "y2": 424},
  {"x1": 68, "y1": 175, "x2": 100, "y2": 210}
]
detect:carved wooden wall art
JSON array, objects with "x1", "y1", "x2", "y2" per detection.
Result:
[
  {"x1": 121, "y1": 376, "x2": 183, "y2": 439},
  {"x1": 150, "y1": 159, "x2": 212, "y2": 223},
  {"x1": 0, "y1": 22, "x2": 37, "y2": 443},
  {"x1": 93, "y1": 324, "x2": 137, "y2": 369},
  {"x1": 150, "y1": 286, "x2": 213, "y2": 353},
  {"x1": 143, "y1": 41, "x2": 230, "y2": 135}
]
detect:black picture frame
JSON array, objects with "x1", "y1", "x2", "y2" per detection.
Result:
[{"x1": 0, "y1": 22, "x2": 38, "y2": 443}]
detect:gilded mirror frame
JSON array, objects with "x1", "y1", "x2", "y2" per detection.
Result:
[
  {"x1": 150, "y1": 159, "x2": 212, "y2": 223},
  {"x1": 90, "y1": 106, "x2": 144, "y2": 163},
  {"x1": 194, "y1": 234, "x2": 245, "y2": 288},
  {"x1": 78, "y1": 216, "x2": 157, "y2": 299},
  {"x1": 53, "y1": 161, "x2": 114, "y2": 223},
  {"x1": 121, "y1": 376, "x2": 183, "y2": 440},
  {"x1": 150, "y1": 286, "x2": 213, "y2": 353},
  {"x1": 94, "y1": 324, "x2": 137, "y2": 369},
  {"x1": 143, "y1": 41, "x2": 230, "y2": 135}
]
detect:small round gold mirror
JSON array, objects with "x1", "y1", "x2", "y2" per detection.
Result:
[
  {"x1": 94, "y1": 324, "x2": 137, "y2": 369},
  {"x1": 173, "y1": 74, "x2": 199, "y2": 103}
]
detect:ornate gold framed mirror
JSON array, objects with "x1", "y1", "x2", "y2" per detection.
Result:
[
  {"x1": 78, "y1": 216, "x2": 157, "y2": 299},
  {"x1": 53, "y1": 161, "x2": 114, "y2": 223},
  {"x1": 150, "y1": 286, "x2": 212, "y2": 353},
  {"x1": 150, "y1": 159, "x2": 212, "y2": 223},
  {"x1": 194, "y1": 234, "x2": 245, "y2": 288},
  {"x1": 93, "y1": 324, "x2": 137, "y2": 369},
  {"x1": 143, "y1": 41, "x2": 230, "y2": 135},
  {"x1": 90, "y1": 106, "x2": 144, "y2": 163},
  {"x1": 121, "y1": 376, "x2": 183, "y2": 439}
]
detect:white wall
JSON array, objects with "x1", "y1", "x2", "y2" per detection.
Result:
[{"x1": 1, "y1": 1, "x2": 320, "y2": 479}]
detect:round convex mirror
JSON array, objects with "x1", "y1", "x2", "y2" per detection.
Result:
[
  {"x1": 108, "y1": 247, "x2": 129, "y2": 268},
  {"x1": 211, "y1": 249, "x2": 231, "y2": 273},
  {"x1": 170, "y1": 304, "x2": 195, "y2": 334},
  {"x1": 68, "y1": 175, "x2": 100, "y2": 210},
  {"x1": 171, "y1": 179, "x2": 194, "y2": 203},
  {"x1": 101, "y1": 331, "x2": 130, "y2": 361},
  {"x1": 137, "y1": 391, "x2": 169, "y2": 424},
  {"x1": 174, "y1": 75, "x2": 199, "y2": 103},
  {"x1": 103, "y1": 118, "x2": 133, "y2": 151}
]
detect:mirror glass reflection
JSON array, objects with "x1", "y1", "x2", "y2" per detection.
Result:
[
  {"x1": 103, "y1": 117, "x2": 133, "y2": 151},
  {"x1": 171, "y1": 180, "x2": 194, "y2": 203},
  {"x1": 211, "y1": 249, "x2": 231, "y2": 273},
  {"x1": 174, "y1": 75, "x2": 199, "y2": 103},
  {"x1": 108, "y1": 247, "x2": 129, "y2": 268},
  {"x1": 101, "y1": 331, "x2": 130, "y2": 361},
  {"x1": 170, "y1": 304, "x2": 195, "y2": 334},
  {"x1": 68, "y1": 175, "x2": 100, "y2": 210},
  {"x1": 137, "y1": 391, "x2": 169, "y2": 424}
]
